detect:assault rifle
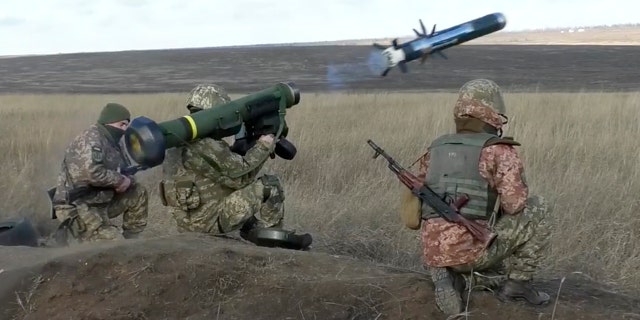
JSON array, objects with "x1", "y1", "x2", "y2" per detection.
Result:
[
  {"x1": 120, "y1": 164, "x2": 148, "y2": 176},
  {"x1": 366, "y1": 139, "x2": 496, "y2": 246},
  {"x1": 68, "y1": 164, "x2": 147, "y2": 201},
  {"x1": 48, "y1": 164, "x2": 148, "y2": 219}
]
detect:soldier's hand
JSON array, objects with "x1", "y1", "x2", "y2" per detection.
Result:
[
  {"x1": 258, "y1": 134, "x2": 275, "y2": 145},
  {"x1": 115, "y1": 176, "x2": 131, "y2": 193}
]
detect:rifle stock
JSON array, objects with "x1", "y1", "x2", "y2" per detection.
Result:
[
  {"x1": 120, "y1": 164, "x2": 147, "y2": 176},
  {"x1": 367, "y1": 139, "x2": 496, "y2": 247}
]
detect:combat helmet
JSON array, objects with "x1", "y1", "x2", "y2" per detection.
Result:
[
  {"x1": 186, "y1": 84, "x2": 231, "y2": 112},
  {"x1": 453, "y1": 79, "x2": 508, "y2": 131}
]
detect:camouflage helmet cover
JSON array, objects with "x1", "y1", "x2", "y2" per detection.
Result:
[
  {"x1": 453, "y1": 79, "x2": 507, "y2": 129},
  {"x1": 186, "y1": 84, "x2": 231, "y2": 111}
]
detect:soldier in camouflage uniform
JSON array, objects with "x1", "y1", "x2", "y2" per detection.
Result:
[
  {"x1": 52, "y1": 103, "x2": 149, "y2": 243},
  {"x1": 410, "y1": 79, "x2": 552, "y2": 315},
  {"x1": 159, "y1": 84, "x2": 288, "y2": 239}
]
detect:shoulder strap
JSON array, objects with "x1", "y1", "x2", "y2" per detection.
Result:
[
  {"x1": 430, "y1": 132, "x2": 498, "y2": 148},
  {"x1": 484, "y1": 136, "x2": 521, "y2": 147}
]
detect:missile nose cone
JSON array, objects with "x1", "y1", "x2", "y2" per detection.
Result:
[{"x1": 493, "y1": 12, "x2": 507, "y2": 28}]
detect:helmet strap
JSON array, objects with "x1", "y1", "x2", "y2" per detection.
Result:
[{"x1": 498, "y1": 113, "x2": 509, "y2": 137}]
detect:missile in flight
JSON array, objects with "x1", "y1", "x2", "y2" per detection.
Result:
[{"x1": 369, "y1": 12, "x2": 507, "y2": 76}]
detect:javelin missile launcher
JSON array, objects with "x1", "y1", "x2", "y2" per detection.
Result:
[{"x1": 123, "y1": 82, "x2": 300, "y2": 170}]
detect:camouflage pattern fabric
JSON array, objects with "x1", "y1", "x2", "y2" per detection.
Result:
[
  {"x1": 417, "y1": 141, "x2": 529, "y2": 267},
  {"x1": 410, "y1": 78, "x2": 551, "y2": 284},
  {"x1": 52, "y1": 124, "x2": 129, "y2": 205},
  {"x1": 55, "y1": 183, "x2": 149, "y2": 241},
  {"x1": 454, "y1": 78, "x2": 507, "y2": 130},
  {"x1": 408, "y1": 79, "x2": 552, "y2": 315},
  {"x1": 162, "y1": 148, "x2": 183, "y2": 178},
  {"x1": 210, "y1": 175, "x2": 283, "y2": 233},
  {"x1": 162, "y1": 84, "x2": 236, "y2": 179},
  {"x1": 165, "y1": 138, "x2": 282, "y2": 234},
  {"x1": 161, "y1": 83, "x2": 283, "y2": 235},
  {"x1": 162, "y1": 83, "x2": 232, "y2": 178},
  {"x1": 52, "y1": 123, "x2": 149, "y2": 242},
  {"x1": 185, "y1": 83, "x2": 231, "y2": 111},
  {"x1": 451, "y1": 196, "x2": 551, "y2": 283}
]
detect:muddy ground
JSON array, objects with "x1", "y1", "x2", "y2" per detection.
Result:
[
  {"x1": 0, "y1": 45, "x2": 639, "y2": 93},
  {"x1": 1, "y1": 233, "x2": 639, "y2": 320}
]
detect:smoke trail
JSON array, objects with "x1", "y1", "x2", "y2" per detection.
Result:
[
  {"x1": 325, "y1": 49, "x2": 389, "y2": 90},
  {"x1": 366, "y1": 49, "x2": 389, "y2": 76}
]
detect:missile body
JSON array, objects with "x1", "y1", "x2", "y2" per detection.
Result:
[{"x1": 369, "y1": 12, "x2": 507, "y2": 76}]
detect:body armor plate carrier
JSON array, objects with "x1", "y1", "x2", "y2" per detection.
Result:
[{"x1": 423, "y1": 132, "x2": 518, "y2": 220}]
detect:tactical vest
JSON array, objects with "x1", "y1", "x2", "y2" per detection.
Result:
[{"x1": 423, "y1": 132, "x2": 515, "y2": 220}]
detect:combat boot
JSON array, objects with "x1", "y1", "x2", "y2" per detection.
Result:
[
  {"x1": 429, "y1": 267, "x2": 466, "y2": 315},
  {"x1": 290, "y1": 232, "x2": 313, "y2": 250},
  {"x1": 496, "y1": 279, "x2": 550, "y2": 305},
  {"x1": 239, "y1": 216, "x2": 258, "y2": 241},
  {"x1": 463, "y1": 270, "x2": 508, "y2": 292}
]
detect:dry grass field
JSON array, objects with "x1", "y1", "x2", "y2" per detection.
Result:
[
  {"x1": 2, "y1": 22, "x2": 640, "y2": 317},
  {"x1": 1, "y1": 89, "x2": 639, "y2": 297},
  {"x1": 2, "y1": 45, "x2": 639, "y2": 94}
]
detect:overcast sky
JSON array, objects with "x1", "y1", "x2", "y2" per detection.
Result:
[{"x1": 0, "y1": 0, "x2": 637, "y2": 55}]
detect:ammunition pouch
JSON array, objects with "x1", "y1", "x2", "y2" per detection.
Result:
[
  {"x1": 259, "y1": 174, "x2": 284, "y2": 204},
  {"x1": 400, "y1": 187, "x2": 421, "y2": 230},
  {"x1": 52, "y1": 204, "x2": 86, "y2": 242},
  {"x1": 159, "y1": 175, "x2": 201, "y2": 211}
]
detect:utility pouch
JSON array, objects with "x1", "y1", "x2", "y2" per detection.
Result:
[
  {"x1": 159, "y1": 175, "x2": 200, "y2": 210},
  {"x1": 400, "y1": 187, "x2": 421, "y2": 230},
  {"x1": 259, "y1": 174, "x2": 284, "y2": 203},
  {"x1": 53, "y1": 204, "x2": 86, "y2": 238}
]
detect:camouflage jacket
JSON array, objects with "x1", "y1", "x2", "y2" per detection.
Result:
[
  {"x1": 182, "y1": 137, "x2": 272, "y2": 188},
  {"x1": 53, "y1": 123, "x2": 129, "y2": 205},
  {"x1": 416, "y1": 141, "x2": 528, "y2": 267},
  {"x1": 163, "y1": 137, "x2": 274, "y2": 230}
]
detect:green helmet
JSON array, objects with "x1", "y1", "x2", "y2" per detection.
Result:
[
  {"x1": 186, "y1": 84, "x2": 231, "y2": 112},
  {"x1": 454, "y1": 79, "x2": 507, "y2": 129}
]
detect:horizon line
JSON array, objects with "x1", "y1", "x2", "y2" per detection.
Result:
[{"x1": 2, "y1": 23, "x2": 639, "y2": 58}]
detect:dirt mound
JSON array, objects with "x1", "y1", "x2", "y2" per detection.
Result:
[{"x1": 1, "y1": 233, "x2": 638, "y2": 320}]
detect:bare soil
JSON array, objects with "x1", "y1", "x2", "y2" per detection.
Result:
[
  {"x1": 0, "y1": 45, "x2": 639, "y2": 94},
  {"x1": 1, "y1": 233, "x2": 638, "y2": 320}
]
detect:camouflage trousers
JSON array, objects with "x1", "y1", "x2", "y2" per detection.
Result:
[
  {"x1": 170, "y1": 175, "x2": 285, "y2": 235},
  {"x1": 54, "y1": 182, "x2": 149, "y2": 243},
  {"x1": 449, "y1": 195, "x2": 552, "y2": 290}
]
